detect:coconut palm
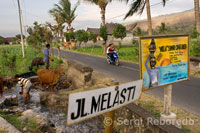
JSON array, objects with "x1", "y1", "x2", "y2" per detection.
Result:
[
  {"x1": 194, "y1": 0, "x2": 200, "y2": 42},
  {"x1": 124, "y1": 0, "x2": 166, "y2": 35},
  {"x1": 49, "y1": 9, "x2": 65, "y2": 43},
  {"x1": 51, "y1": 0, "x2": 79, "y2": 31}
]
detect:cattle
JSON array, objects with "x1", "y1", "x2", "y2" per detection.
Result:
[
  {"x1": 37, "y1": 67, "x2": 63, "y2": 89},
  {"x1": 29, "y1": 57, "x2": 45, "y2": 71}
]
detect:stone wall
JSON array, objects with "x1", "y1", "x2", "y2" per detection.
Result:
[{"x1": 67, "y1": 60, "x2": 93, "y2": 88}]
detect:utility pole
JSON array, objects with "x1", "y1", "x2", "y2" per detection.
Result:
[{"x1": 17, "y1": 0, "x2": 25, "y2": 58}]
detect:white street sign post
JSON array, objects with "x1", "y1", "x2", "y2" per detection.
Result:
[{"x1": 67, "y1": 80, "x2": 143, "y2": 126}]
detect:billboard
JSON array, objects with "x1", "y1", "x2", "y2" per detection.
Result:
[{"x1": 139, "y1": 34, "x2": 189, "y2": 89}]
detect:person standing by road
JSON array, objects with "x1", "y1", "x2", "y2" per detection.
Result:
[{"x1": 44, "y1": 44, "x2": 53, "y2": 69}]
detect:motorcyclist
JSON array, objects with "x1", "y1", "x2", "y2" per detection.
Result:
[{"x1": 106, "y1": 43, "x2": 115, "y2": 61}]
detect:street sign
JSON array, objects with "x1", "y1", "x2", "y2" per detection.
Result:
[
  {"x1": 139, "y1": 34, "x2": 189, "y2": 89},
  {"x1": 67, "y1": 80, "x2": 143, "y2": 125}
]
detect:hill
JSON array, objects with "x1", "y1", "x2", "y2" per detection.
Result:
[{"x1": 124, "y1": 9, "x2": 195, "y2": 32}]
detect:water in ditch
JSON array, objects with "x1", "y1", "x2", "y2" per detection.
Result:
[{"x1": 4, "y1": 85, "x2": 104, "y2": 133}]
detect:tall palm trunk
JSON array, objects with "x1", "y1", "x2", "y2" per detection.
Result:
[
  {"x1": 101, "y1": 6, "x2": 107, "y2": 54},
  {"x1": 146, "y1": 0, "x2": 153, "y2": 35},
  {"x1": 194, "y1": 0, "x2": 200, "y2": 42},
  {"x1": 101, "y1": 7, "x2": 106, "y2": 26}
]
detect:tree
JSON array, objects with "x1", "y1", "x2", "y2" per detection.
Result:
[
  {"x1": 0, "y1": 36, "x2": 4, "y2": 45},
  {"x1": 112, "y1": 24, "x2": 126, "y2": 51},
  {"x1": 49, "y1": 6, "x2": 65, "y2": 44},
  {"x1": 52, "y1": 0, "x2": 79, "y2": 31},
  {"x1": 158, "y1": 22, "x2": 167, "y2": 33},
  {"x1": 99, "y1": 25, "x2": 108, "y2": 54},
  {"x1": 16, "y1": 34, "x2": 25, "y2": 40},
  {"x1": 27, "y1": 22, "x2": 53, "y2": 51},
  {"x1": 194, "y1": 0, "x2": 200, "y2": 43},
  {"x1": 75, "y1": 30, "x2": 89, "y2": 47},
  {"x1": 124, "y1": 0, "x2": 166, "y2": 35}
]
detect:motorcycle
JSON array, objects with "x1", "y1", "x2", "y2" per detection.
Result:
[{"x1": 107, "y1": 51, "x2": 119, "y2": 66}]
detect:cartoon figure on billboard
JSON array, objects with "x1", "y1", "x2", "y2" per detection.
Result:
[{"x1": 145, "y1": 39, "x2": 160, "y2": 88}]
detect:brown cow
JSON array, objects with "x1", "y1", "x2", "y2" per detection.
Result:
[
  {"x1": 37, "y1": 67, "x2": 63, "y2": 89},
  {"x1": 29, "y1": 57, "x2": 45, "y2": 71}
]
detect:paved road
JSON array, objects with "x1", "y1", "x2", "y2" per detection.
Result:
[{"x1": 54, "y1": 49, "x2": 200, "y2": 116}]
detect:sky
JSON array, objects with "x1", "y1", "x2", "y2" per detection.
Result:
[{"x1": 0, "y1": 0, "x2": 194, "y2": 37}]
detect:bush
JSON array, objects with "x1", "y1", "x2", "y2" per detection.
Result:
[{"x1": 190, "y1": 40, "x2": 200, "y2": 57}]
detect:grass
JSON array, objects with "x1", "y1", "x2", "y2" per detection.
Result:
[
  {"x1": 0, "y1": 110, "x2": 39, "y2": 132},
  {"x1": 70, "y1": 45, "x2": 139, "y2": 62},
  {"x1": 138, "y1": 93, "x2": 200, "y2": 133},
  {"x1": 0, "y1": 45, "x2": 63, "y2": 77},
  {"x1": 0, "y1": 45, "x2": 43, "y2": 76}
]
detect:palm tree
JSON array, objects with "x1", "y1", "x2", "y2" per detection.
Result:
[
  {"x1": 194, "y1": 0, "x2": 200, "y2": 43},
  {"x1": 52, "y1": 0, "x2": 79, "y2": 31},
  {"x1": 49, "y1": 9, "x2": 65, "y2": 43},
  {"x1": 124, "y1": 0, "x2": 166, "y2": 35}
]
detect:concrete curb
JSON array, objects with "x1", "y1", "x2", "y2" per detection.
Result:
[{"x1": 0, "y1": 117, "x2": 21, "y2": 133}]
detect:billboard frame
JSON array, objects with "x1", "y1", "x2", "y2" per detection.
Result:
[{"x1": 139, "y1": 34, "x2": 190, "y2": 90}]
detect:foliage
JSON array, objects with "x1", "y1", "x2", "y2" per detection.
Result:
[
  {"x1": 181, "y1": 125, "x2": 191, "y2": 133},
  {"x1": 27, "y1": 21, "x2": 53, "y2": 50},
  {"x1": 64, "y1": 32, "x2": 76, "y2": 42},
  {"x1": 88, "y1": 32, "x2": 97, "y2": 43},
  {"x1": 190, "y1": 39, "x2": 200, "y2": 57},
  {"x1": 51, "y1": 0, "x2": 79, "y2": 29},
  {"x1": 0, "y1": 45, "x2": 43, "y2": 76},
  {"x1": 75, "y1": 30, "x2": 89, "y2": 46},
  {"x1": 15, "y1": 34, "x2": 25, "y2": 40},
  {"x1": 0, "y1": 110, "x2": 39, "y2": 132},
  {"x1": 157, "y1": 22, "x2": 168, "y2": 33},
  {"x1": 132, "y1": 39, "x2": 138, "y2": 45},
  {"x1": 190, "y1": 25, "x2": 199, "y2": 39},
  {"x1": 112, "y1": 24, "x2": 126, "y2": 40},
  {"x1": 124, "y1": 0, "x2": 166, "y2": 19},
  {"x1": 0, "y1": 36, "x2": 4, "y2": 44},
  {"x1": 1, "y1": 48, "x2": 17, "y2": 74},
  {"x1": 12, "y1": 38, "x2": 17, "y2": 45},
  {"x1": 99, "y1": 25, "x2": 107, "y2": 44},
  {"x1": 133, "y1": 27, "x2": 147, "y2": 36},
  {"x1": 50, "y1": 57, "x2": 63, "y2": 70}
]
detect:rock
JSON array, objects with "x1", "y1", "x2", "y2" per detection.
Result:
[
  {"x1": 18, "y1": 109, "x2": 56, "y2": 133},
  {"x1": 4, "y1": 95, "x2": 18, "y2": 106},
  {"x1": 40, "y1": 91, "x2": 69, "y2": 109},
  {"x1": 67, "y1": 60, "x2": 93, "y2": 88},
  {"x1": 0, "y1": 95, "x2": 18, "y2": 108}
]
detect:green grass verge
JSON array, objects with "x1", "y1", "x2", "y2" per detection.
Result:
[
  {"x1": 71, "y1": 45, "x2": 139, "y2": 62},
  {"x1": 0, "y1": 45, "x2": 63, "y2": 77},
  {"x1": 0, "y1": 111, "x2": 39, "y2": 132}
]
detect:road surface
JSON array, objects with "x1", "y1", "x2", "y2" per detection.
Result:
[{"x1": 54, "y1": 49, "x2": 200, "y2": 116}]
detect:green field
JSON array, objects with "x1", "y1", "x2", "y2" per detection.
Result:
[
  {"x1": 0, "y1": 45, "x2": 62, "y2": 77},
  {"x1": 72, "y1": 45, "x2": 139, "y2": 62}
]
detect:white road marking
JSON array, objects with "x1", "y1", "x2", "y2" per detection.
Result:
[{"x1": 120, "y1": 66, "x2": 139, "y2": 71}]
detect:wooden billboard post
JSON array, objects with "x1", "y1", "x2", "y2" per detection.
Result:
[
  {"x1": 104, "y1": 85, "x2": 118, "y2": 133},
  {"x1": 163, "y1": 84, "x2": 172, "y2": 115}
]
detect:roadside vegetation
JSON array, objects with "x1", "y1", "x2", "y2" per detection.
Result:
[
  {"x1": 0, "y1": 109, "x2": 39, "y2": 132},
  {"x1": 0, "y1": 45, "x2": 62, "y2": 77}
]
